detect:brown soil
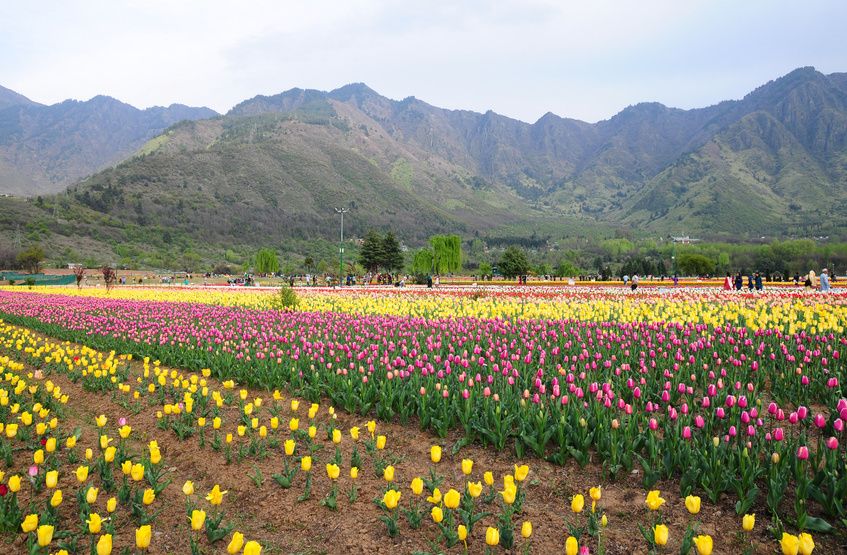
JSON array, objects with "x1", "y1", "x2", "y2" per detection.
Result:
[{"x1": 2, "y1": 324, "x2": 844, "y2": 555}]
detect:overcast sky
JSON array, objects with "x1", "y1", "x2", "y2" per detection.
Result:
[{"x1": 2, "y1": 0, "x2": 846, "y2": 123}]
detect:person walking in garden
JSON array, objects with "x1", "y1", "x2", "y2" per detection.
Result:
[
  {"x1": 723, "y1": 273, "x2": 732, "y2": 291},
  {"x1": 631, "y1": 274, "x2": 639, "y2": 291},
  {"x1": 734, "y1": 273, "x2": 743, "y2": 291},
  {"x1": 820, "y1": 268, "x2": 831, "y2": 292},
  {"x1": 755, "y1": 272, "x2": 763, "y2": 292}
]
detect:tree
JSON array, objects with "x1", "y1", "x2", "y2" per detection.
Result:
[
  {"x1": 101, "y1": 265, "x2": 117, "y2": 291},
  {"x1": 73, "y1": 265, "x2": 85, "y2": 289},
  {"x1": 17, "y1": 244, "x2": 46, "y2": 274},
  {"x1": 429, "y1": 234, "x2": 462, "y2": 275},
  {"x1": 556, "y1": 260, "x2": 578, "y2": 278},
  {"x1": 412, "y1": 249, "x2": 434, "y2": 274},
  {"x1": 0, "y1": 247, "x2": 20, "y2": 270},
  {"x1": 479, "y1": 262, "x2": 492, "y2": 279},
  {"x1": 358, "y1": 230, "x2": 383, "y2": 273},
  {"x1": 180, "y1": 252, "x2": 202, "y2": 274},
  {"x1": 677, "y1": 253, "x2": 716, "y2": 276},
  {"x1": 256, "y1": 249, "x2": 280, "y2": 274},
  {"x1": 498, "y1": 246, "x2": 530, "y2": 279},
  {"x1": 316, "y1": 259, "x2": 329, "y2": 274},
  {"x1": 381, "y1": 232, "x2": 405, "y2": 272},
  {"x1": 303, "y1": 256, "x2": 314, "y2": 272}
]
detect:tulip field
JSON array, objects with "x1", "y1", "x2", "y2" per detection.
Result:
[{"x1": 0, "y1": 285, "x2": 844, "y2": 554}]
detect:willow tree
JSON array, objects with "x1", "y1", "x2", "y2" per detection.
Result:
[
  {"x1": 429, "y1": 234, "x2": 462, "y2": 275},
  {"x1": 412, "y1": 249, "x2": 435, "y2": 274}
]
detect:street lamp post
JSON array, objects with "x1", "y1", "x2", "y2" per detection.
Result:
[{"x1": 335, "y1": 208, "x2": 348, "y2": 286}]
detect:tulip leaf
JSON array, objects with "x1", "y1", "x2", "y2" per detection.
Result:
[{"x1": 804, "y1": 516, "x2": 834, "y2": 534}]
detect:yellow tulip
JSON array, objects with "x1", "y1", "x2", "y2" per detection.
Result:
[
  {"x1": 33, "y1": 449, "x2": 44, "y2": 465},
  {"x1": 86, "y1": 487, "x2": 99, "y2": 504},
  {"x1": 332, "y1": 429, "x2": 341, "y2": 444},
  {"x1": 207, "y1": 485, "x2": 227, "y2": 505},
  {"x1": 143, "y1": 489, "x2": 155, "y2": 505},
  {"x1": 308, "y1": 426, "x2": 317, "y2": 439},
  {"x1": 590, "y1": 486, "x2": 601, "y2": 501},
  {"x1": 514, "y1": 464, "x2": 529, "y2": 481},
  {"x1": 95, "y1": 415, "x2": 107, "y2": 427},
  {"x1": 121, "y1": 460, "x2": 132, "y2": 475},
  {"x1": 461, "y1": 459, "x2": 473, "y2": 475},
  {"x1": 349, "y1": 427, "x2": 360, "y2": 440},
  {"x1": 183, "y1": 481, "x2": 194, "y2": 496},
  {"x1": 131, "y1": 463, "x2": 144, "y2": 482},
  {"x1": 85, "y1": 448, "x2": 93, "y2": 460},
  {"x1": 190, "y1": 509, "x2": 207, "y2": 530},
  {"x1": 76, "y1": 466, "x2": 89, "y2": 482},
  {"x1": 104, "y1": 447, "x2": 116, "y2": 462},
  {"x1": 654, "y1": 524, "x2": 669, "y2": 546},
  {"x1": 5, "y1": 424, "x2": 17, "y2": 438},
  {"x1": 45, "y1": 437, "x2": 56, "y2": 452},
  {"x1": 106, "y1": 497, "x2": 117, "y2": 512},
  {"x1": 326, "y1": 464, "x2": 340, "y2": 480},
  {"x1": 798, "y1": 533, "x2": 815, "y2": 555},
  {"x1": 45, "y1": 470, "x2": 58, "y2": 488},
  {"x1": 213, "y1": 417, "x2": 222, "y2": 429},
  {"x1": 685, "y1": 495, "x2": 701, "y2": 515},
  {"x1": 522, "y1": 521, "x2": 532, "y2": 538},
  {"x1": 645, "y1": 490, "x2": 665, "y2": 511},
  {"x1": 351, "y1": 467, "x2": 359, "y2": 479},
  {"x1": 227, "y1": 532, "x2": 245, "y2": 554},
  {"x1": 742, "y1": 513, "x2": 755, "y2": 531},
  {"x1": 430, "y1": 445, "x2": 441, "y2": 463},
  {"x1": 382, "y1": 489, "x2": 401, "y2": 509},
  {"x1": 780, "y1": 533, "x2": 800, "y2": 555},
  {"x1": 367, "y1": 420, "x2": 376, "y2": 436},
  {"x1": 284, "y1": 439, "x2": 296, "y2": 456},
  {"x1": 289, "y1": 418, "x2": 299, "y2": 431},
  {"x1": 50, "y1": 489, "x2": 63, "y2": 507},
  {"x1": 444, "y1": 488, "x2": 461, "y2": 509},
  {"x1": 87, "y1": 513, "x2": 102, "y2": 534},
  {"x1": 300, "y1": 457, "x2": 312, "y2": 472},
  {"x1": 96, "y1": 533, "x2": 113, "y2": 555},
  {"x1": 37, "y1": 524, "x2": 54, "y2": 547},
  {"x1": 485, "y1": 526, "x2": 500, "y2": 546},
  {"x1": 566, "y1": 536, "x2": 579, "y2": 555},
  {"x1": 500, "y1": 484, "x2": 516, "y2": 505},
  {"x1": 119, "y1": 425, "x2": 131, "y2": 439},
  {"x1": 693, "y1": 535, "x2": 713, "y2": 555},
  {"x1": 467, "y1": 481, "x2": 483, "y2": 498},
  {"x1": 243, "y1": 540, "x2": 262, "y2": 555},
  {"x1": 571, "y1": 494, "x2": 585, "y2": 513},
  {"x1": 431, "y1": 506, "x2": 443, "y2": 523},
  {"x1": 136, "y1": 525, "x2": 151, "y2": 549},
  {"x1": 63, "y1": 435, "x2": 76, "y2": 448},
  {"x1": 411, "y1": 477, "x2": 424, "y2": 495},
  {"x1": 458, "y1": 524, "x2": 468, "y2": 541},
  {"x1": 484, "y1": 471, "x2": 494, "y2": 486},
  {"x1": 21, "y1": 513, "x2": 38, "y2": 533},
  {"x1": 376, "y1": 435, "x2": 386, "y2": 450}
]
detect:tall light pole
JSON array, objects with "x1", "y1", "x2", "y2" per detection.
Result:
[{"x1": 335, "y1": 208, "x2": 348, "y2": 286}]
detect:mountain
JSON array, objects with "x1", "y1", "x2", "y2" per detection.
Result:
[
  {"x1": 0, "y1": 85, "x2": 39, "y2": 110},
  {"x1": 1, "y1": 67, "x2": 847, "y2": 270},
  {"x1": 0, "y1": 92, "x2": 218, "y2": 195}
]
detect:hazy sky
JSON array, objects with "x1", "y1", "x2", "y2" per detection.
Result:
[{"x1": 2, "y1": 0, "x2": 845, "y2": 123}]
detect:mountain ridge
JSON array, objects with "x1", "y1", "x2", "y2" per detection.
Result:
[{"x1": 1, "y1": 67, "x2": 846, "y2": 258}]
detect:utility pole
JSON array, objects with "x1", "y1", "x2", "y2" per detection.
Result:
[{"x1": 335, "y1": 208, "x2": 348, "y2": 286}]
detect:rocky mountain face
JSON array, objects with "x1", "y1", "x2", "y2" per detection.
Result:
[
  {"x1": 0, "y1": 93, "x2": 218, "y2": 195},
  {"x1": 2, "y1": 67, "x2": 846, "y2": 244}
]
